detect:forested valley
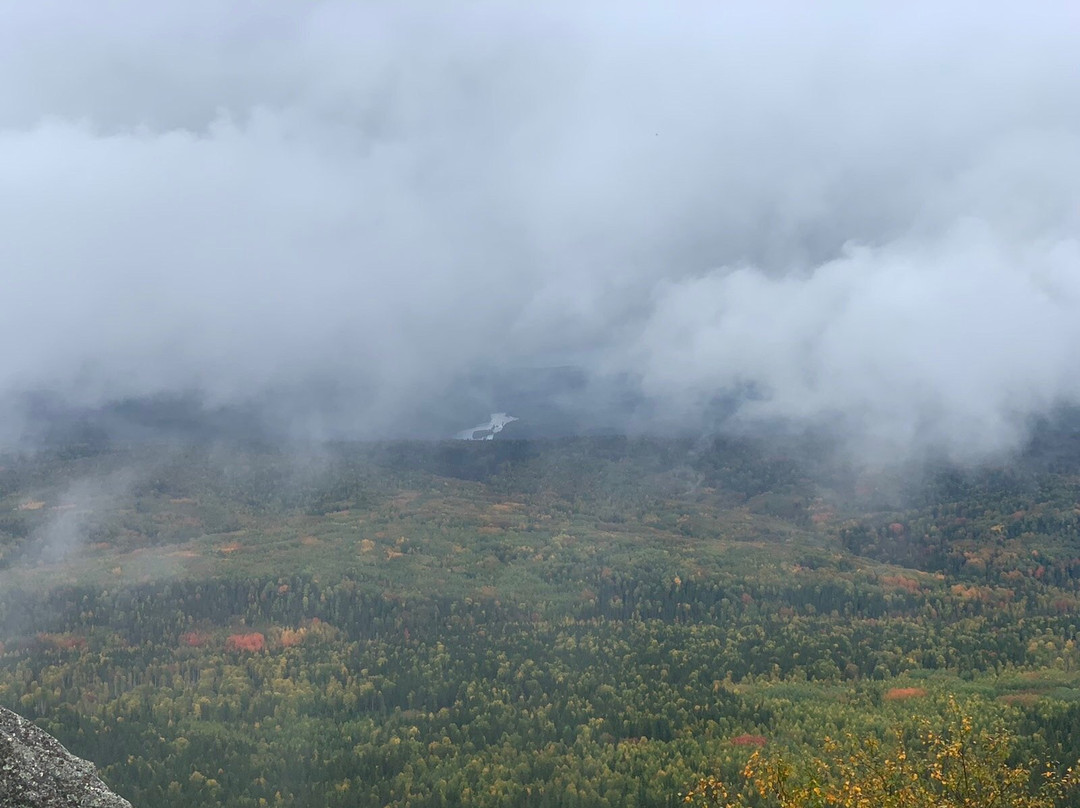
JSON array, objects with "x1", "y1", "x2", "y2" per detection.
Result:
[{"x1": 4, "y1": 434, "x2": 1080, "y2": 806}]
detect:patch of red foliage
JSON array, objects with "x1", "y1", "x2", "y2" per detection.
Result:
[
  {"x1": 179, "y1": 631, "x2": 209, "y2": 647},
  {"x1": 882, "y1": 575, "x2": 921, "y2": 594},
  {"x1": 884, "y1": 687, "x2": 927, "y2": 701},
  {"x1": 36, "y1": 633, "x2": 87, "y2": 652},
  {"x1": 998, "y1": 692, "x2": 1041, "y2": 707},
  {"x1": 730, "y1": 734, "x2": 767, "y2": 747},
  {"x1": 225, "y1": 632, "x2": 265, "y2": 653}
]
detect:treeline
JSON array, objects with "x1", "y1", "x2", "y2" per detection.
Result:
[{"x1": 6, "y1": 565, "x2": 1080, "y2": 674}]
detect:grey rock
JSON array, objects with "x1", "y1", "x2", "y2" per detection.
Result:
[{"x1": 0, "y1": 706, "x2": 131, "y2": 808}]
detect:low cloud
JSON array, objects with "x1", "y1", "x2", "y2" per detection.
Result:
[
  {"x1": 629, "y1": 222, "x2": 1080, "y2": 459},
  {"x1": 1, "y1": 1, "x2": 1078, "y2": 458},
  {"x1": 32, "y1": 468, "x2": 138, "y2": 563}
]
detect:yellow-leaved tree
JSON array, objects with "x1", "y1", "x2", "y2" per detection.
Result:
[{"x1": 682, "y1": 698, "x2": 1078, "y2": 808}]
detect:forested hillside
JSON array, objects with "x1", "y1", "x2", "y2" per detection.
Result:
[{"x1": 3, "y1": 436, "x2": 1080, "y2": 806}]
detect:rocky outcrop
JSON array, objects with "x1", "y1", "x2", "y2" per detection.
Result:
[{"x1": 0, "y1": 706, "x2": 131, "y2": 807}]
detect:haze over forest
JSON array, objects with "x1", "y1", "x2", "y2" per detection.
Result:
[
  {"x1": 2, "y1": 1, "x2": 1080, "y2": 459},
  {"x1": 9, "y1": 7, "x2": 1080, "y2": 808}
]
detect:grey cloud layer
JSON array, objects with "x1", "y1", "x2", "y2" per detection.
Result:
[{"x1": 1, "y1": 1, "x2": 1078, "y2": 454}]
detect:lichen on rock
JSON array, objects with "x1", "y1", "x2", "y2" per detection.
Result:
[{"x1": 0, "y1": 706, "x2": 131, "y2": 808}]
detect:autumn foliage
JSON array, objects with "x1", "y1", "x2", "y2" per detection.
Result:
[
  {"x1": 179, "y1": 631, "x2": 209, "y2": 647},
  {"x1": 278, "y1": 627, "x2": 306, "y2": 648},
  {"x1": 883, "y1": 686, "x2": 927, "y2": 701},
  {"x1": 682, "y1": 700, "x2": 1079, "y2": 808},
  {"x1": 730, "y1": 734, "x2": 767, "y2": 747},
  {"x1": 225, "y1": 632, "x2": 265, "y2": 653},
  {"x1": 36, "y1": 633, "x2": 86, "y2": 651}
]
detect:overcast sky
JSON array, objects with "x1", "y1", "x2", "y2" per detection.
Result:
[{"x1": 1, "y1": 1, "x2": 1078, "y2": 457}]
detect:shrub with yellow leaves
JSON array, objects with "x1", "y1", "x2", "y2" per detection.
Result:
[{"x1": 681, "y1": 698, "x2": 1078, "y2": 808}]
